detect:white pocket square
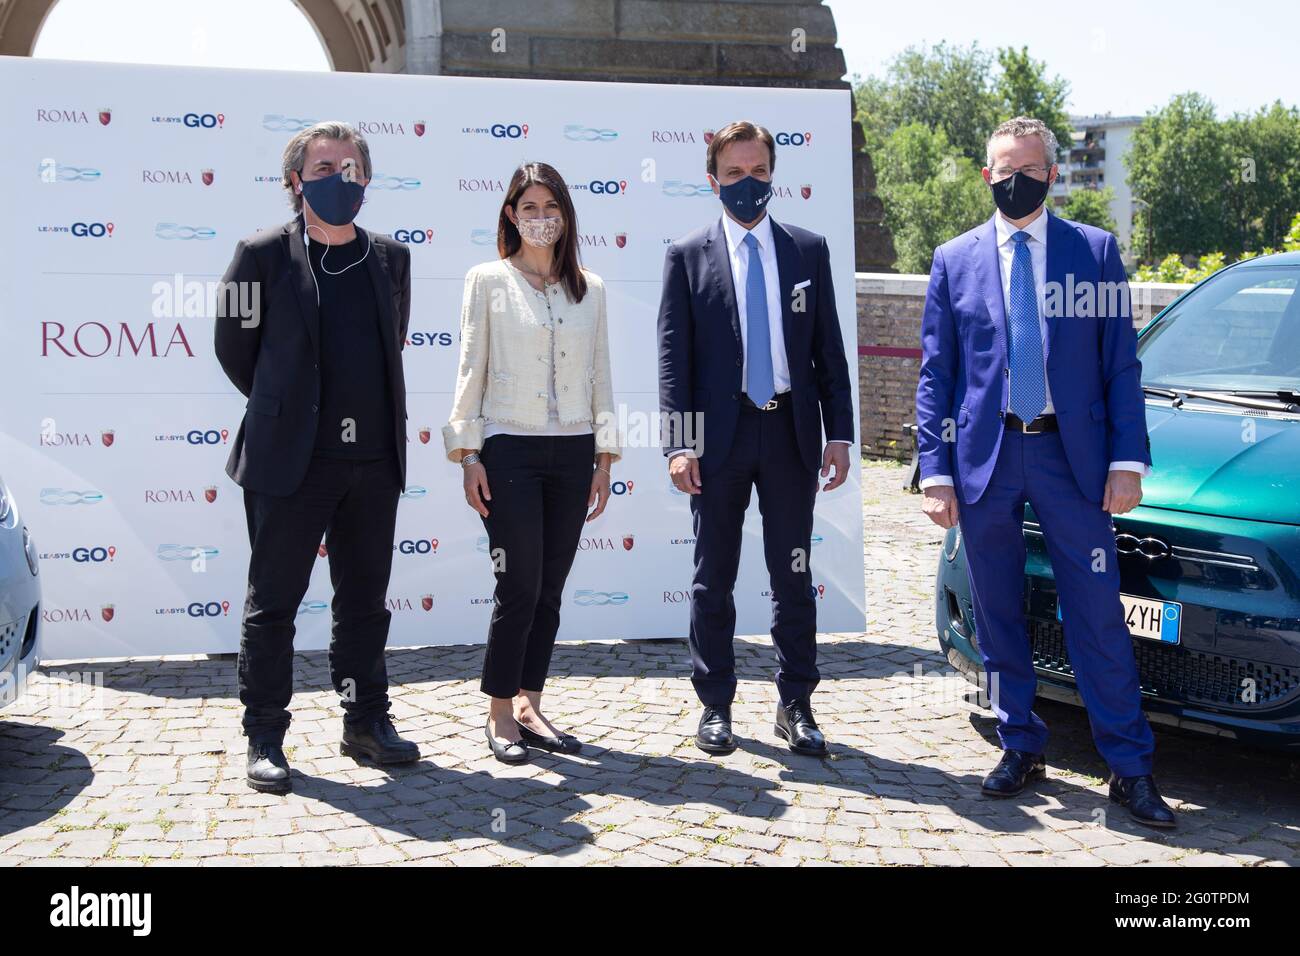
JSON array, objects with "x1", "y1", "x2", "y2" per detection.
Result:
[{"x1": 793, "y1": 279, "x2": 812, "y2": 290}]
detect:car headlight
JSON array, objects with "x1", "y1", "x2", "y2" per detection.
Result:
[
  {"x1": 943, "y1": 526, "x2": 962, "y2": 562},
  {"x1": 23, "y1": 526, "x2": 38, "y2": 576}
]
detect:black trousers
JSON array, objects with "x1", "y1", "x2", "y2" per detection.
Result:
[
  {"x1": 238, "y1": 454, "x2": 401, "y2": 742},
  {"x1": 478, "y1": 432, "x2": 595, "y2": 698},
  {"x1": 689, "y1": 400, "x2": 820, "y2": 708}
]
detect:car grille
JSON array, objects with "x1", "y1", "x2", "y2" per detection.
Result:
[
  {"x1": 1030, "y1": 618, "x2": 1300, "y2": 710},
  {"x1": 0, "y1": 618, "x2": 19, "y2": 669}
]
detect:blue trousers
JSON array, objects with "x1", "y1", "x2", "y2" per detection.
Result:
[{"x1": 958, "y1": 428, "x2": 1155, "y2": 778}]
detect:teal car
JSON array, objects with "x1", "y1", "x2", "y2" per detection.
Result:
[{"x1": 936, "y1": 252, "x2": 1300, "y2": 750}]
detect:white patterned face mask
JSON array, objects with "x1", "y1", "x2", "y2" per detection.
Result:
[{"x1": 516, "y1": 215, "x2": 563, "y2": 247}]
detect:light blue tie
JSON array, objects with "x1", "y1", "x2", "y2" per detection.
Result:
[
  {"x1": 743, "y1": 232, "x2": 774, "y2": 407},
  {"x1": 1007, "y1": 230, "x2": 1046, "y2": 421}
]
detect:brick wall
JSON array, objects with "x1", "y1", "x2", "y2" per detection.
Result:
[{"x1": 854, "y1": 273, "x2": 1186, "y2": 461}]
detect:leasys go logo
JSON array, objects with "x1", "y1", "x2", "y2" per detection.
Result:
[{"x1": 462, "y1": 122, "x2": 529, "y2": 139}]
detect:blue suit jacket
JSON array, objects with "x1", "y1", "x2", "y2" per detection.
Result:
[
  {"x1": 657, "y1": 215, "x2": 855, "y2": 475},
  {"x1": 914, "y1": 212, "x2": 1150, "y2": 505}
]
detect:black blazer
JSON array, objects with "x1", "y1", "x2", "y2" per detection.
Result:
[
  {"x1": 657, "y1": 215, "x2": 855, "y2": 475},
  {"x1": 214, "y1": 216, "x2": 412, "y2": 496}
]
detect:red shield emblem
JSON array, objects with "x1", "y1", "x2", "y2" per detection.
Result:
[
  {"x1": 418, "y1": 427, "x2": 431, "y2": 444},
  {"x1": 622, "y1": 534, "x2": 634, "y2": 551},
  {"x1": 101, "y1": 604, "x2": 115, "y2": 622},
  {"x1": 800, "y1": 184, "x2": 812, "y2": 200},
  {"x1": 318, "y1": 543, "x2": 328, "y2": 558},
  {"x1": 99, "y1": 108, "x2": 112, "y2": 126},
  {"x1": 703, "y1": 129, "x2": 714, "y2": 144},
  {"x1": 101, "y1": 430, "x2": 115, "y2": 447},
  {"x1": 421, "y1": 594, "x2": 433, "y2": 611},
  {"x1": 414, "y1": 121, "x2": 425, "y2": 137},
  {"x1": 204, "y1": 486, "x2": 217, "y2": 503},
  {"x1": 615, "y1": 233, "x2": 626, "y2": 249},
  {"x1": 201, "y1": 168, "x2": 214, "y2": 186}
]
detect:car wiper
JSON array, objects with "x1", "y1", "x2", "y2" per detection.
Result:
[
  {"x1": 1142, "y1": 385, "x2": 1181, "y2": 401},
  {"x1": 1176, "y1": 388, "x2": 1299, "y2": 413},
  {"x1": 1225, "y1": 388, "x2": 1300, "y2": 405}
]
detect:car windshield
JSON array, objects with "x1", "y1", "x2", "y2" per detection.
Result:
[{"x1": 1138, "y1": 264, "x2": 1300, "y2": 395}]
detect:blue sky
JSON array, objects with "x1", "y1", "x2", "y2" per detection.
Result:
[{"x1": 33, "y1": 0, "x2": 1295, "y2": 118}]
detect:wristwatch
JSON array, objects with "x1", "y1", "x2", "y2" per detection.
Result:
[{"x1": 461, "y1": 452, "x2": 481, "y2": 466}]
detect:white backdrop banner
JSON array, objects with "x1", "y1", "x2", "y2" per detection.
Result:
[{"x1": 0, "y1": 55, "x2": 865, "y2": 660}]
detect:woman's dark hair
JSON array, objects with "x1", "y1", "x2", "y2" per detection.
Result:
[{"x1": 497, "y1": 161, "x2": 587, "y2": 303}]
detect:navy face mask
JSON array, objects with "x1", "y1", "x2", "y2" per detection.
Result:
[
  {"x1": 298, "y1": 169, "x2": 366, "y2": 226},
  {"x1": 717, "y1": 174, "x2": 773, "y2": 222},
  {"x1": 990, "y1": 169, "x2": 1050, "y2": 220}
]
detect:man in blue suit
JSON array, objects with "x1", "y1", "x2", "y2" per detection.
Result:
[
  {"x1": 916, "y1": 117, "x2": 1175, "y2": 827},
  {"x1": 657, "y1": 121, "x2": 855, "y2": 757}
]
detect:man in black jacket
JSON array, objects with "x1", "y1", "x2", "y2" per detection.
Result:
[{"x1": 215, "y1": 121, "x2": 418, "y2": 793}]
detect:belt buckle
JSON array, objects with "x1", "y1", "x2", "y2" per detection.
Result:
[
  {"x1": 760, "y1": 397, "x2": 779, "y2": 411},
  {"x1": 1021, "y1": 417, "x2": 1043, "y2": 434}
]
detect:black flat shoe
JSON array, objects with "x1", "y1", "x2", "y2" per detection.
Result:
[
  {"x1": 341, "y1": 715, "x2": 420, "y2": 765},
  {"x1": 981, "y1": 749, "x2": 1046, "y2": 797},
  {"x1": 774, "y1": 698, "x2": 828, "y2": 757},
  {"x1": 516, "y1": 719, "x2": 582, "y2": 754},
  {"x1": 246, "y1": 741, "x2": 291, "y2": 794},
  {"x1": 486, "y1": 722, "x2": 529, "y2": 764},
  {"x1": 1109, "y1": 773, "x2": 1177, "y2": 829},
  {"x1": 695, "y1": 705, "x2": 737, "y2": 755}
]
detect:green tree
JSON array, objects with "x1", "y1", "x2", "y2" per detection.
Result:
[
  {"x1": 1061, "y1": 185, "x2": 1118, "y2": 234},
  {"x1": 855, "y1": 42, "x2": 1000, "y2": 165},
  {"x1": 1222, "y1": 101, "x2": 1300, "y2": 254},
  {"x1": 876, "y1": 123, "x2": 990, "y2": 273},
  {"x1": 1126, "y1": 92, "x2": 1231, "y2": 259},
  {"x1": 994, "y1": 46, "x2": 1073, "y2": 157}
]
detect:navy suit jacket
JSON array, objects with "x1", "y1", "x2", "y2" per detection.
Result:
[
  {"x1": 915, "y1": 212, "x2": 1150, "y2": 505},
  {"x1": 657, "y1": 214, "x2": 855, "y2": 475}
]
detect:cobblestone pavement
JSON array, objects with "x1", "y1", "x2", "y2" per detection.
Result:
[{"x1": 3, "y1": 462, "x2": 1298, "y2": 867}]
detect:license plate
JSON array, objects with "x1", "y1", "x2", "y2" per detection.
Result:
[
  {"x1": 1057, "y1": 594, "x2": 1182, "y2": 644},
  {"x1": 1121, "y1": 594, "x2": 1182, "y2": 644}
]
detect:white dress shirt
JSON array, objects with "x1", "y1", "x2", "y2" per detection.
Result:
[
  {"x1": 920, "y1": 209, "x2": 1147, "y2": 489},
  {"x1": 668, "y1": 212, "x2": 851, "y2": 459},
  {"x1": 723, "y1": 211, "x2": 790, "y2": 394}
]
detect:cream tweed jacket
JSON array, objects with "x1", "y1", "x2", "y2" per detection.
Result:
[{"x1": 442, "y1": 259, "x2": 621, "y2": 462}]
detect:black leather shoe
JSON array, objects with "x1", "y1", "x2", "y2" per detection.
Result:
[
  {"x1": 774, "y1": 698, "x2": 828, "y2": 757},
  {"x1": 695, "y1": 705, "x2": 737, "y2": 755},
  {"x1": 516, "y1": 719, "x2": 582, "y2": 754},
  {"x1": 981, "y1": 749, "x2": 1046, "y2": 797},
  {"x1": 340, "y1": 715, "x2": 420, "y2": 765},
  {"x1": 486, "y1": 721, "x2": 529, "y2": 764},
  {"x1": 246, "y1": 741, "x2": 291, "y2": 794},
  {"x1": 1109, "y1": 773, "x2": 1177, "y2": 829}
]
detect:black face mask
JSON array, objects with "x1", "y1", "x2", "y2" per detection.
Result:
[{"x1": 990, "y1": 169, "x2": 1050, "y2": 219}]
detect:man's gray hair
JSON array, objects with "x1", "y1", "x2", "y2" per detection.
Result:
[
  {"x1": 986, "y1": 116, "x2": 1059, "y2": 168},
  {"x1": 280, "y1": 121, "x2": 373, "y2": 213}
]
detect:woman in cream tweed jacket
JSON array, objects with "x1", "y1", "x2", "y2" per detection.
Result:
[
  {"x1": 442, "y1": 263, "x2": 620, "y2": 457},
  {"x1": 443, "y1": 161, "x2": 619, "y2": 764}
]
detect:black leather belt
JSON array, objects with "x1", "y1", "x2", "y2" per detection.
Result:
[
  {"x1": 1004, "y1": 411, "x2": 1058, "y2": 433},
  {"x1": 740, "y1": 391, "x2": 792, "y2": 411}
]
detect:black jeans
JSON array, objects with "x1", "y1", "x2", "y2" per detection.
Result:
[
  {"x1": 478, "y1": 432, "x2": 595, "y2": 698},
  {"x1": 238, "y1": 454, "x2": 401, "y2": 743}
]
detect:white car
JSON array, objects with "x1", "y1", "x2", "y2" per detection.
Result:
[{"x1": 0, "y1": 474, "x2": 41, "y2": 708}]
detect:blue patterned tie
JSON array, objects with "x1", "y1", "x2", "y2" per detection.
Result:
[
  {"x1": 1007, "y1": 230, "x2": 1046, "y2": 421},
  {"x1": 743, "y1": 232, "x2": 774, "y2": 406}
]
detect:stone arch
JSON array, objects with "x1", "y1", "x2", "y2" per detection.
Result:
[{"x1": 0, "y1": 0, "x2": 408, "y2": 73}]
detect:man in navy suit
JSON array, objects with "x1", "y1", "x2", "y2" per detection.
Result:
[
  {"x1": 915, "y1": 117, "x2": 1175, "y2": 827},
  {"x1": 657, "y1": 121, "x2": 855, "y2": 757}
]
